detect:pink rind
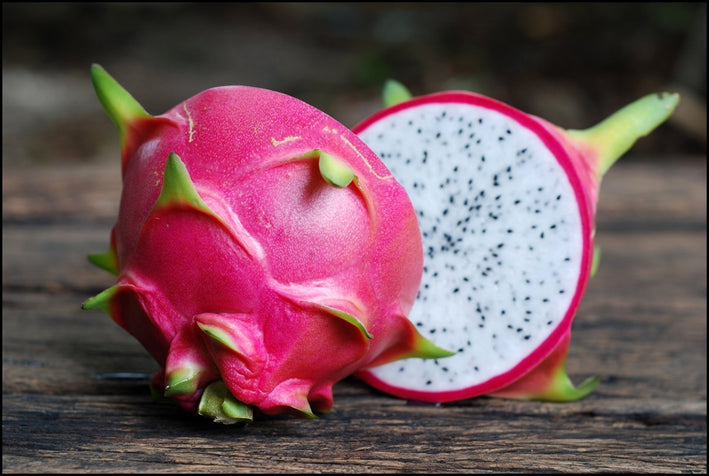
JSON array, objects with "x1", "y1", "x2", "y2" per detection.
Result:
[{"x1": 353, "y1": 91, "x2": 593, "y2": 403}]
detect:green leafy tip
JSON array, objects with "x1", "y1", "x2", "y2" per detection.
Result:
[
  {"x1": 410, "y1": 331, "x2": 457, "y2": 360},
  {"x1": 318, "y1": 151, "x2": 355, "y2": 188},
  {"x1": 382, "y1": 79, "x2": 413, "y2": 108},
  {"x1": 90, "y1": 63, "x2": 150, "y2": 144},
  {"x1": 535, "y1": 373, "x2": 601, "y2": 403},
  {"x1": 155, "y1": 153, "x2": 211, "y2": 211},
  {"x1": 590, "y1": 244, "x2": 602, "y2": 278},
  {"x1": 566, "y1": 92, "x2": 680, "y2": 177},
  {"x1": 87, "y1": 248, "x2": 119, "y2": 275},
  {"x1": 197, "y1": 322, "x2": 243, "y2": 355},
  {"x1": 198, "y1": 381, "x2": 253, "y2": 425},
  {"x1": 164, "y1": 367, "x2": 200, "y2": 397},
  {"x1": 81, "y1": 285, "x2": 119, "y2": 314},
  {"x1": 318, "y1": 304, "x2": 373, "y2": 340}
]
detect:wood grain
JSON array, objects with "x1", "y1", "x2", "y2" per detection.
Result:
[{"x1": 2, "y1": 159, "x2": 706, "y2": 473}]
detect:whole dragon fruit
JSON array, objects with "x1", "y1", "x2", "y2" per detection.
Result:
[
  {"x1": 82, "y1": 66, "x2": 452, "y2": 423},
  {"x1": 352, "y1": 81, "x2": 678, "y2": 403}
]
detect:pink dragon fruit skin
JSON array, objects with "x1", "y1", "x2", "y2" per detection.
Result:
[
  {"x1": 353, "y1": 84, "x2": 679, "y2": 403},
  {"x1": 83, "y1": 65, "x2": 452, "y2": 423}
]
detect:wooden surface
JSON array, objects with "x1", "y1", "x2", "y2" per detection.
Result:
[{"x1": 2, "y1": 157, "x2": 706, "y2": 473}]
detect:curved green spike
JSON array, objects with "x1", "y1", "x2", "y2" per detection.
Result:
[
  {"x1": 317, "y1": 304, "x2": 373, "y2": 340},
  {"x1": 318, "y1": 151, "x2": 355, "y2": 188},
  {"x1": 196, "y1": 322, "x2": 243, "y2": 355},
  {"x1": 382, "y1": 79, "x2": 413, "y2": 108},
  {"x1": 289, "y1": 395, "x2": 316, "y2": 419},
  {"x1": 87, "y1": 248, "x2": 119, "y2": 275},
  {"x1": 155, "y1": 153, "x2": 211, "y2": 211},
  {"x1": 91, "y1": 64, "x2": 150, "y2": 146},
  {"x1": 81, "y1": 285, "x2": 120, "y2": 314},
  {"x1": 566, "y1": 92, "x2": 680, "y2": 177},
  {"x1": 590, "y1": 244, "x2": 602, "y2": 278},
  {"x1": 491, "y1": 332, "x2": 599, "y2": 402},
  {"x1": 538, "y1": 373, "x2": 600, "y2": 402},
  {"x1": 164, "y1": 367, "x2": 200, "y2": 397},
  {"x1": 498, "y1": 370, "x2": 600, "y2": 403},
  {"x1": 407, "y1": 329, "x2": 457, "y2": 360},
  {"x1": 198, "y1": 380, "x2": 253, "y2": 425}
]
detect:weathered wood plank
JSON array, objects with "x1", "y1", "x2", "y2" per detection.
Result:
[{"x1": 2, "y1": 391, "x2": 706, "y2": 473}]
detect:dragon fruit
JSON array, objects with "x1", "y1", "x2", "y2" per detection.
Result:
[
  {"x1": 352, "y1": 81, "x2": 679, "y2": 403},
  {"x1": 82, "y1": 66, "x2": 452, "y2": 423}
]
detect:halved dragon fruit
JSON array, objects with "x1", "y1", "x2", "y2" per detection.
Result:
[
  {"x1": 82, "y1": 66, "x2": 452, "y2": 423},
  {"x1": 352, "y1": 81, "x2": 678, "y2": 403}
]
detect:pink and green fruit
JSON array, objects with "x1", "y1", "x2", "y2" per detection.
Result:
[
  {"x1": 83, "y1": 66, "x2": 452, "y2": 424},
  {"x1": 353, "y1": 81, "x2": 678, "y2": 403}
]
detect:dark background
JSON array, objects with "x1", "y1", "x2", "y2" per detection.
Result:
[{"x1": 3, "y1": 2, "x2": 706, "y2": 168}]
